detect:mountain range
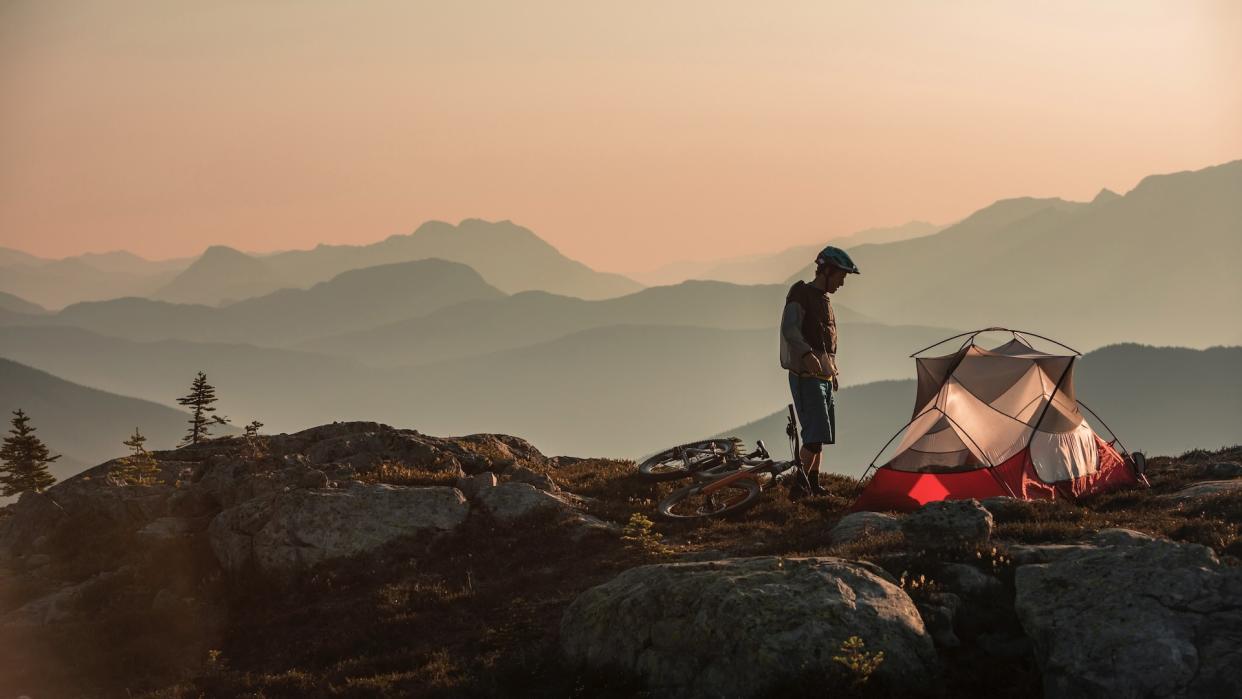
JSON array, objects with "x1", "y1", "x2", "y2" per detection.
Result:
[
  {"x1": 150, "y1": 218, "x2": 641, "y2": 306},
  {"x1": 2, "y1": 259, "x2": 504, "y2": 347},
  {"x1": 634, "y1": 220, "x2": 940, "y2": 286},
  {"x1": 787, "y1": 160, "x2": 1242, "y2": 349},
  {"x1": 0, "y1": 218, "x2": 639, "y2": 309}
]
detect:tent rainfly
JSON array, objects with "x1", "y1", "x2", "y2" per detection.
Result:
[{"x1": 851, "y1": 328, "x2": 1142, "y2": 512}]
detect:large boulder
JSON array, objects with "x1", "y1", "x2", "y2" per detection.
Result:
[
  {"x1": 1015, "y1": 539, "x2": 1242, "y2": 698},
  {"x1": 208, "y1": 482, "x2": 469, "y2": 573},
  {"x1": 901, "y1": 499, "x2": 994, "y2": 551},
  {"x1": 560, "y1": 556, "x2": 939, "y2": 697},
  {"x1": 474, "y1": 482, "x2": 614, "y2": 538}
]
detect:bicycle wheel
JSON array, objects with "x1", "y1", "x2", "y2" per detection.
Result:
[
  {"x1": 657, "y1": 479, "x2": 761, "y2": 519},
  {"x1": 637, "y1": 438, "x2": 742, "y2": 481}
]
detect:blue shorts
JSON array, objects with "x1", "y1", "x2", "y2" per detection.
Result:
[{"x1": 789, "y1": 372, "x2": 836, "y2": 446}]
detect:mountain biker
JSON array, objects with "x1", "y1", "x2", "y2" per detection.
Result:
[{"x1": 779, "y1": 245, "x2": 860, "y2": 497}]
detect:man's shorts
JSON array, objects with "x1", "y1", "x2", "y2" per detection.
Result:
[{"x1": 788, "y1": 372, "x2": 836, "y2": 446}]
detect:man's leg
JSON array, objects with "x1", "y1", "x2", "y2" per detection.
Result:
[{"x1": 800, "y1": 442, "x2": 827, "y2": 494}]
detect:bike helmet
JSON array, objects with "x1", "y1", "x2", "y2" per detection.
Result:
[{"x1": 814, "y1": 245, "x2": 860, "y2": 274}]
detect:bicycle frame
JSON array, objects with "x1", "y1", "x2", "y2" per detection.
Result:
[{"x1": 697, "y1": 457, "x2": 798, "y2": 494}]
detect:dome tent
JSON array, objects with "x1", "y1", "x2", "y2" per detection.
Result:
[{"x1": 851, "y1": 328, "x2": 1142, "y2": 512}]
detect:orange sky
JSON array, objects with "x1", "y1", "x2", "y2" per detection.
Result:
[{"x1": 1, "y1": 1, "x2": 1239, "y2": 274}]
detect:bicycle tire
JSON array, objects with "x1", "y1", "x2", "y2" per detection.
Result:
[
  {"x1": 656, "y1": 479, "x2": 761, "y2": 520},
  {"x1": 636, "y1": 438, "x2": 742, "y2": 481}
]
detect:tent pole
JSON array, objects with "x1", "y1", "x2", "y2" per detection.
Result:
[
  {"x1": 1077, "y1": 399, "x2": 1132, "y2": 459},
  {"x1": 911, "y1": 328, "x2": 1080, "y2": 358},
  {"x1": 1026, "y1": 357, "x2": 1076, "y2": 450},
  {"x1": 938, "y1": 411, "x2": 1018, "y2": 498},
  {"x1": 910, "y1": 331, "x2": 981, "y2": 358},
  {"x1": 1011, "y1": 330, "x2": 1081, "y2": 356},
  {"x1": 864, "y1": 410, "x2": 934, "y2": 473}
]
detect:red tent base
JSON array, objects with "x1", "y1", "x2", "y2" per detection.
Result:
[{"x1": 850, "y1": 437, "x2": 1137, "y2": 512}]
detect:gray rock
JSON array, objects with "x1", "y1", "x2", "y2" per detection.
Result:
[
  {"x1": 299, "y1": 469, "x2": 329, "y2": 489},
  {"x1": 1092, "y1": 528, "x2": 1155, "y2": 546},
  {"x1": 672, "y1": 549, "x2": 729, "y2": 562},
  {"x1": 828, "y1": 511, "x2": 901, "y2": 546},
  {"x1": 938, "y1": 562, "x2": 1003, "y2": 596},
  {"x1": 0, "y1": 492, "x2": 67, "y2": 559},
  {"x1": 560, "y1": 556, "x2": 939, "y2": 697},
  {"x1": 474, "y1": 482, "x2": 614, "y2": 539},
  {"x1": 456, "y1": 471, "x2": 498, "y2": 498},
  {"x1": 474, "y1": 482, "x2": 575, "y2": 523},
  {"x1": 916, "y1": 591, "x2": 962, "y2": 648},
  {"x1": 504, "y1": 465, "x2": 559, "y2": 492},
  {"x1": 166, "y1": 487, "x2": 219, "y2": 518},
  {"x1": 901, "y1": 499, "x2": 994, "y2": 551},
  {"x1": 208, "y1": 482, "x2": 469, "y2": 573},
  {"x1": 1006, "y1": 543, "x2": 1099, "y2": 566},
  {"x1": 1164, "y1": 480, "x2": 1242, "y2": 500},
  {"x1": 1015, "y1": 539, "x2": 1242, "y2": 698},
  {"x1": 1208, "y1": 461, "x2": 1242, "y2": 478},
  {"x1": 136, "y1": 517, "x2": 197, "y2": 541},
  {"x1": 1, "y1": 568, "x2": 130, "y2": 627}
]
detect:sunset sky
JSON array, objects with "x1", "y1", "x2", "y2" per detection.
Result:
[{"x1": 1, "y1": 0, "x2": 1239, "y2": 274}]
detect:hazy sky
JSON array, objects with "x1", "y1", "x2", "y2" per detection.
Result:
[{"x1": 1, "y1": 1, "x2": 1239, "y2": 274}]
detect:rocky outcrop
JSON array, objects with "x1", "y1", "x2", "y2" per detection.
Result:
[
  {"x1": 475, "y1": 482, "x2": 614, "y2": 539},
  {"x1": 828, "y1": 511, "x2": 901, "y2": 546},
  {"x1": 1015, "y1": 540, "x2": 1242, "y2": 698},
  {"x1": 560, "y1": 556, "x2": 939, "y2": 697},
  {"x1": 1163, "y1": 480, "x2": 1242, "y2": 500},
  {"x1": 208, "y1": 482, "x2": 469, "y2": 573},
  {"x1": 901, "y1": 499, "x2": 994, "y2": 551}
]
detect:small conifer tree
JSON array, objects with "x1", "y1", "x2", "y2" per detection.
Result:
[
  {"x1": 112, "y1": 427, "x2": 161, "y2": 485},
  {"x1": 176, "y1": 371, "x2": 226, "y2": 446},
  {"x1": 0, "y1": 409, "x2": 60, "y2": 496},
  {"x1": 241, "y1": 420, "x2": 267, "y2": 460}
]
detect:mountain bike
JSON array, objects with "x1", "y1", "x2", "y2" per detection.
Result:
[
  {"x1": 652, "y1": 405, "x2": 811, "y2": 520},
  {"x1": 636, "y1": 437, "x2": 747, "y2": 482}
]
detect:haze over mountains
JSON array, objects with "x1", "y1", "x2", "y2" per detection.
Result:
[
  {"x1": 145, "y1": 219, "x2": 641, "y2": 306},
  {"x1": 1, "y1": 159, "x2": 1238, "y2": 485},
  {"x1": 0, "y1": 319, "x2": 957, "y2": 459},
  {"x1": 0, "y1": 219, "x2": 638, "y2": 309},
  {"x1": 6, "y1": 259, "x2": 504, "y2": 347},
  {"x1": 634, "y1": 220, "x2": 940, "y2": 286},
  {"x1": 787, "y1": 160, "x2": 1242, "y2": 348}
]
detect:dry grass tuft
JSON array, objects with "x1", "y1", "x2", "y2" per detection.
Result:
[{"x1": 358, "y1": 460, "x2": 460, "y2": 488}]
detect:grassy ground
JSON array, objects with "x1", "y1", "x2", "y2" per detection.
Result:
[{"x1": 14, "y1": 445, "x2": 1241, "y2": 698}]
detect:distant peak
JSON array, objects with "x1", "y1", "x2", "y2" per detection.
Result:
[
  {"x1": 1091, "y1": 188, "x2": 1121, "y2": 204},
  {"x1": 201, "y1": 245, "x2": 250, "y2": 259}
]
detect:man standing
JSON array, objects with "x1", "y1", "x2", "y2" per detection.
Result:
[{"x1": 779, "y1": 246, "x2": 860, "y2": 496}]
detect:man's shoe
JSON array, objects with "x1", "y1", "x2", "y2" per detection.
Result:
[{"x1": 810, "y1": 483, "x2": 831, "y2": 497}]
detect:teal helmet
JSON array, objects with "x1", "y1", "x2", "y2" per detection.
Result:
[{"x1": 815, "y1": 245, "x2": 860, "y2": 274}]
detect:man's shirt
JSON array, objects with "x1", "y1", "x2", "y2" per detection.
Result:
[{"x1": 779, "y1": 280, "x2": 837, "y2": 375}]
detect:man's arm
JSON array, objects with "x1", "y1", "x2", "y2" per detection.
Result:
[{"x1": 781, "y1": 302, "x2": 819, "y2": 373}]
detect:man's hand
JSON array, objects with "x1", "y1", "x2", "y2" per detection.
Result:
[
  {"x1": 832, "y1": 374, "x2": 840, "y2": 391},
  {"x1": 802, "y1": 352, "x2": 823, "y2": 375}
]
